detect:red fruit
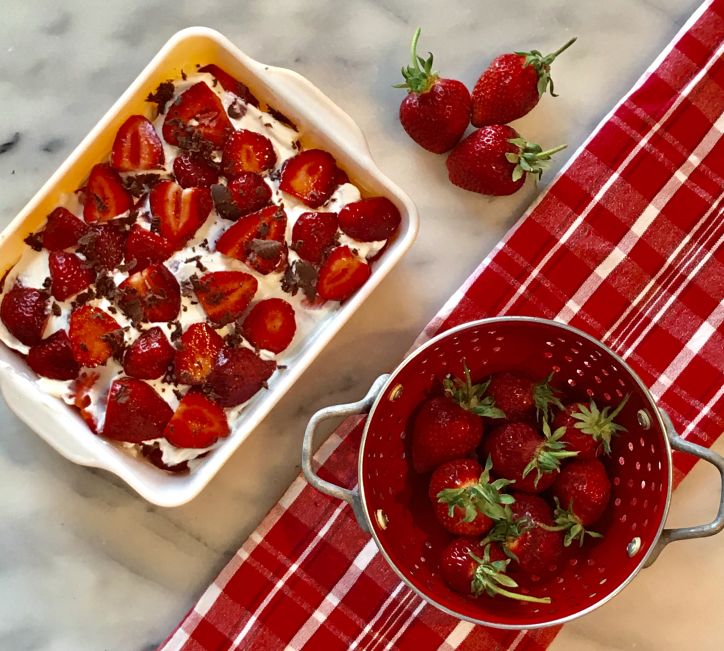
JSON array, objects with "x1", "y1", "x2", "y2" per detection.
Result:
[
  {"x1": 124, "y1": 224, "x2": 173, "y2": 272},
  {"x1": 291, "y1": 211, "x2": 338, "y2": 263},
  {"x1": 334, "y1": 167, "x2": 350, "y2": 186},
  {"x1": 205, "y1": 346, "x2": 276, "y2": 407},
  {"x1": 68, "y1": 305, "x2": 122, "y2": 367},
  {"x1": 215, "y1": 205, "x2": 288, "y2": 274},
  {"x1": 83, "y1": 164, "x2": 132, "y2": 223},
  {"x1": 338, "y1": 197, "x2": 401, "y2": 242},
  {"x1": 102, "y1": 377, "x2": 173, "y2": 443},
  {"x1": 110, "y1": 115, "x2": 165, "y2": 171},
  {"x1": 554, "y1": 397, "x2": 629, "y2": 458},
  {"x1": 173, "y1": 153, "x2": 220, "y2": 188},
  {"x1": 411, "y1": 367, "x2": 502, "y2": 473},
  {"x1": 487, "y1": 372, "x2": 563, "y2": 422},
  {"x1": 163, "y1": 391, "x2": 230, "y2": 448},
  {"x1": 484, "y1": 421, "x2": 578, "y2": 493},
  {"x1": 214, "y1": 173, "x2": 272, "y2": 218},
  {"x1": 447, "y1": 126, "x2": 566, "y2": 196},
  {"x1": 173, "y1": 323, "x2": 224, "y2": 385},
  {"x1": 118, "y1": 263, "x2": 181, "y2": 323},
  {"x1": 0, "y1": 285, "x2": 49, "y2": 346},
  {"x1": 41, "y1": 207, "x2": 89, "y2": 250},
  {"x1": 395, "y1": 29, "x2": 471, "y2": 153},
  {"x1": 27, "y1": 330, "x2": 80, "y2": 380},
  {"x1": 471, "y1": 39, "x2": 576, "y2": 127},
  {"x1": 77, "y1": 223, "x2": 127, "y2": 271},
  {"x1": 222, "y1": 129, "x2": 277, "y2": 176},
  {"x1": 48, "y1": 251, "x2": 94, "y2": 301},
  {"x1": 242, "y1": 298, "x2": 297, "y2": 353},
  {"x1": 141, "y1": 443, "x2": 189, "y2": 473},
  {"x1": 440, "y1": 539, "x2": 550, "y2": 603},
  {"x1": 162, "y1": 81, "x2": 232, "y2": 148},
  {"x1": 316, "y1": 246, "x2": 370, "y2": 302},
  {"x1": 279, "y1": 149, "x2": 337, "y2": 208},
  {"x1": 429, "y1": 458, "x2": 514, "y2": 536},
  {"x1": 122, "y1": 327, "x2": 174, "y2": 379},
  {"x1": 149, "y1": 180, "x2": 212, "y2": 249},
  {"x1": 198, "y1": 64, "x2": 259, "y2": 107},
  {"x1": 194, "y1": 270, "x2": 258, "y2": 325}
]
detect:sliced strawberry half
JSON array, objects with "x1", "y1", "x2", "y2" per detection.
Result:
[
  {"x1": 149, "y1": 180, "x2": 212, "y2": 249},
  {"x1": 77, "y1": 223, "x2": 127, "y2": 272},
  {"x1": 215, "y1": 204, "x2": 287, "y2": 274},
  {"x1": 103, "y1": 377, "x2": 173, "y2": 443},
  {"x1": 291, "y1": 211, "x2": 338, "y2": 263},
  {"x1": 194, "y1": 271, "x2": 258, "y2": 325},
  {"x1": 279, "y1": 149, "x2": 338, "y2": 208},
  {"x1": 71, "y1": 371, "x2": 100, "y2": 432},
  {"x1": 162, "y1": 81, "x2": 232, "y2": 148},
  {"x1": 338, "y1": 196, "x2": 401, "y2": 242},
  {"x1": 0, "y1": 284, "x2": 49, "y2": 346},
  {"x1": 198, "y1": 64, "x2": 259, "y2": 107},
  {"x1": 124, "y1": 224, "x2": 173, "y2": 272},
  {"x1": 205, "y1": 346, "x2": 276, "y2": 407},
  {"x1": 118, "y1": 263, "x2": 181, "y2": 323},
  {"x1": 172, "y1": 153, "x2": 219, "y2": 188},
  {"x1": 27, "y1": 330, "x2": 80, "y2": 380},
  {"x1": 68, "y1": 305, "x2": 122, "y2": 367},
  {"x1": 242, "y1": 298, "x2": 297, "y2": 353},
  {"x1": 174, "y1": 322, "x2": 224, "y2": 385},
  {"x1": 221, "y1": 129, "x2": 277, "y2": 176},
  {"x1": 316, "y1": 246, "x2": 371, "y2": 302},
  {"x1": 48, "y1": 251, "x2": 95, "y2": 301},
  {"x1": 163, "y1": 391, "x2": 230, "y2": 448},
  {"x1": 334, "y1": 167, "x2": 350, "y2": 186},
  {"x1": 110, "y1": 115, "x2": 165, "y2": 172},
  {"x1": 122, "y1": 326, "x2": 174, "y2": 379},
  {"x1": 42, "y1": 207, "x2": 89, "y2": 250},
  {"x1": 226, "y1": 173, "x2": 272, "y2": 216},
  {"x1": 83, "y1": 164, "x2": 132, "y2": 223}
]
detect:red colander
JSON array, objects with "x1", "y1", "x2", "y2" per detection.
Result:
[{"x1": 302, "y1": 317, "x2": 724, "y2": 629}]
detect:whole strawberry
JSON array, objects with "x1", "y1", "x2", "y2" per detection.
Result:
[
  {"x1": 471, "y1": 37, "x2": 576, "y2": 127},
  {"x1": 446, "y1": 125, "x2": 566, "y2": 196},
  {"x1": 487, "y1": 371, "x2": 563, "y2": 422},
  {"x1": 554, "y1": 396, "x2": 629, "y2": 458},
  {"x1": 394, "y1": 28, "x2": 471, "y2": 154}
]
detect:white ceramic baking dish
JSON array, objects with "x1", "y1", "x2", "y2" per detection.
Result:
[{"x1": 0, "y1": 27, "x2": 418, "y2": 506}]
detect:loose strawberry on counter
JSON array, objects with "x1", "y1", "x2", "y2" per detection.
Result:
[
  {"x1": 553, "y1": 396, "x2": 629, "y2": 458},
  {"x1": 487, "y1": 371, "x2": 563, "y2": 422}
]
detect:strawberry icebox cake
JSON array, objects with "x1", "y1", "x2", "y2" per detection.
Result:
[{"x1": 0, "y1": 64, "x2": 401, "y2": 472}]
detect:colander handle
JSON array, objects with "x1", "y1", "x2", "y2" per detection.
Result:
[
  {"x1": 645, "y1": 410, "x2": 724, "y2": 566},
  {"x1": 301, "y1": 374, "x2": 391, "y2": 533}
]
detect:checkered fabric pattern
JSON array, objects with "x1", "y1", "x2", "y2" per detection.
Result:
[{"x1": 160, "y1": 2, "x2": 724, "y2": 649}]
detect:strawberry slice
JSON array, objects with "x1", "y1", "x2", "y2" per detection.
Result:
[
  {"x1": 140, "y1": 444, "x2": 190, "y2": 473},
  {"x1": 149, "y1": 180, "x2": 212, "y2": 249},
  {"x1": 118, "y1": 263, "x2": 181, "y2": 323},
  {"x1": 205, "y1": 346, "x2": 276, "y2": 407},
  {"x1": 68, "y1": 305, "x2": 122, "y2": 367},
  {"x1": 42, "y1": 207, "x2": 89, "y2": 251},
  {"x1": 198, "y1": 64, "x2": 259, "y2": 107},
  {"x1": 291, "y1": 211, "x2": 338, "y2": 263},
  {"x1": 172, "y1": 153, "x2": 219, "y2": 188},
  {"x1": 174, "y1": 322, "x2": 224, "y2": 385},
  {"x1": 194, "y1": 271, "x2": 258, "y2": 325},
  {"x1": 124, "y1": 224, "x2": 173, "y2": 272},
  {"x1": 83, "y1": 164, "x2": 132, "y2": 223},
  {"x1": 122, "y1": 326, "x2": 174, "y2": 379},
  {"x1": 48, "y1": 251, "x2": 95, "y2": 301},
  {"x1": 334, "y1": 167, "x2": 350, "y2": 186},
  {"x1": 338, "y1": 197, "x2": 401, "y2": 242},
  {"x1": 102, "y1": 377, "x2": 173, "y2": 443},
  {"x1": 279, "y1": 149, "x2": 338, "y2": 208},
  {"x1": 27, "y1": 330, "x2": 80, "y2": 380},
  {"x1": 215, "y1": 205, "x2": 287, "y2": 274},
  {"x1": 211, "y1": 174, "x2": 272, "y2": 221},
  {"x1": 71, "y1": 371, "x2": 99, "y2": 432},
  {"x1": 242, "y1": 298, "x2": 297, "y2": 353},
  {"x1": 110, "y1": 115, "x2": 165, "y2": 172},
  {"x1": 0, "y1": 284, "x2": 49, "y2": 346},
  {"x1": 221, "y1": 129, "x2": 277, "y2": 176},
  {"x1": 317, "y1": 246, "x2": 371, "y2": 302},
  {"x1": 163, "y1": 391, "x2": 230, "y2": 448},
  {"x1": 162, "y1": 81, "x2": 232, "y2": 148},
  {"x1": 77, "y1": 223, "x2": 127, "y2": 272}
]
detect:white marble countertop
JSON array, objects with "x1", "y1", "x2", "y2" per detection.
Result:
[{"x1": 1, "y1": 1, "x2": 721, "y2": 649}]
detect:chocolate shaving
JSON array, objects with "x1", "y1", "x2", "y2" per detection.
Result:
[
  {"x1": 51, "y1": 302, "x2": 62, "y2": 317},
  {"x1": 124, "y1": 173, "x2": 166, "y2": 197},
  {"x1": 94, "y1": 274, "x2": 117, "y2": 301},
  {"x1": 149, "y1": 214, "x2": 161, "y2": 233},
  {"x1": 42, "y1": 277, "x2": 52, "y2": 291},
  {"x1": 146, "y1": 81, "x2": 175, "y2": 115},
  {"x1": 118, "y1": 289, "x2": 145, "y2": 323},
  {"x1": 282, "y1": 259, "x2": 318, "y2": 301},
  {"x1": 169, "y1": 320, "x2": 183, "y2": 342},
  {"x1": 227, "y1": 99, "x2": 246, "y2": 120},
  {"x1": 247, "y1": 238, "x2": 282, "y2": 260},
  {"x1": 180, "y1": 69, "x2": 187, "y2": 81},
  {"x1": 211, "y1": 184, "x2": 241, "y2": 221},
  {"x1": 266, "y1": 106, "x2": 298, "y2": 131},
  {"x1": 173, "y1": 388, "x2": 184, "y2": 401},
  {"x1": 115, "y1": 384, "x2": 130, "y2": 404},
  {"x1": 101, "y1": 328, "x2": 126, "y2": 362},
  {"x1": 71, "y1": 288, "x2": 95, "y2": 308},
  {"x1": 292, "y1": 140, "x2": 302, "y2": 151},
  {"x1": 24, "y1": 231, "x2": 44, "y2": 252},
  {"x1": 268, "y1": 169, "x2": 281, "y2": 183},
  {"x1": 166, "y1": 119, "x2": 217, "y2": 161}
]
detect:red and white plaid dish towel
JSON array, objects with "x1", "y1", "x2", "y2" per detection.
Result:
[{"x1": 161, "y1": 2, "x2": 724, "y2": 649}]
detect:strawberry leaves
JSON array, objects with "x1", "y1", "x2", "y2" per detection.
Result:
[
  {"x1": 442, "y1": 364, "x2": 505, "y2": 418},
  {"x1": 570, "y1": 394, "x2": 630, "y2": 455},
  {"x1": 506, "y1": 138, "x2": 567, "y2": 182},
  {"x1": 516, "y1": 37, "x2": 577, "y2": 97},
  {"x1": 468, "y1": 545, "x2": 551, "y2": 603},
  {"x1": 543, "y1": 497, "x2": 604, "y2": 547},
  {"x1": 522, "y1": 419, "x2": 579, "y2": 487}
]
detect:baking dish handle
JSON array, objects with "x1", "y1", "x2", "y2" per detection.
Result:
[
  {"x1": 645, "y1": 409, "x2": 724, "y2": 566},
  {"x1": 302, "y1": 374, "x2": 390, "y2": 532}
]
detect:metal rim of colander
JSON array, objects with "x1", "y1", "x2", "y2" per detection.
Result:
[{"x1": 356, "y1": 316, "x2": 673, "y2": 630}]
